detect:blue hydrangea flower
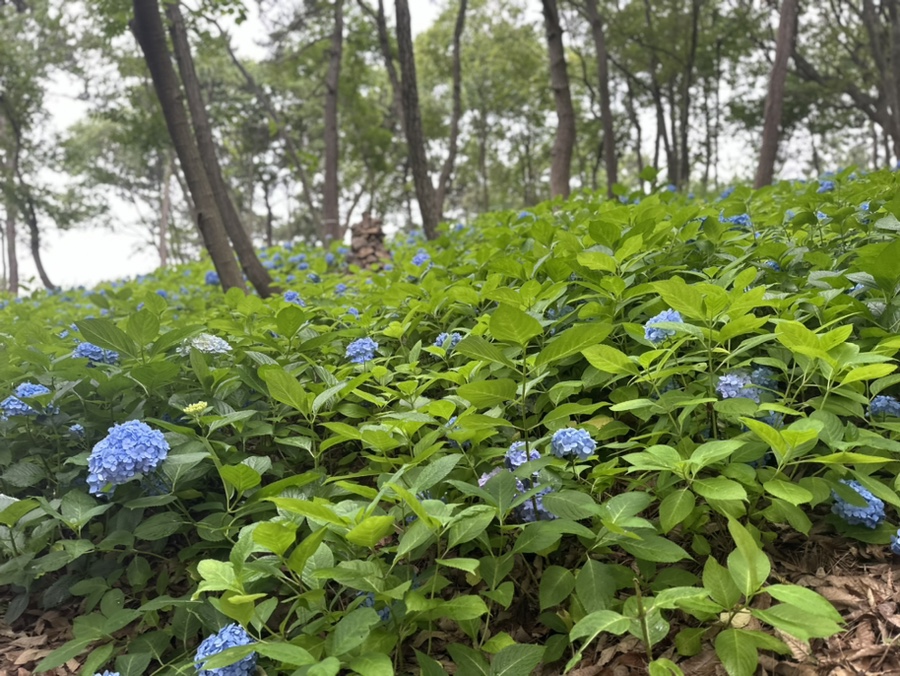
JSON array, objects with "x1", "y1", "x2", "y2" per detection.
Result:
[
  {"x1": 347, "y1": 307, "x2": 360, "y2": 318},
  {"x1": 337, "y1": 246, "x2": 349, "y2": 255},
  {"x1": 817, "y1": 180, "x2": 835, "y2": 193},
  {"x1": 644, "y1": 308, "x2": 683, "y2": 345},
  {"x1": 716, "y1": 371, "x2": 760, "y2": 403},
  {"x1": 205, "y1": 271, "x2": 219, "y2": 285},
  {"x1": 759, "y1": 412, "x2": 784, "y2": 429},
  {"x1": 346, "y1": 337, "x2": 378, "y2": 364},
  {"x1": 816, "y1": 210, "x2": 829, "y2": 221},
  {"x1": 518, "y1": 211, "x2": 535, "y2": 220},
  {"x1": 750, "y1": 367, "x2": 778, "y2": 392},
  {"x1": 307, "y1": 273, "x2": 321, "y2": 284},
  {"x1": 516, "y1": 481, "x2": 555, "y2": 522},
  {"x1": 720, "y1": 213, "x2": 752, "y2": 228},
  {"x1": 87, "y1": 420, "x2": 170, "y2": 495},
  {"x1": 384, "y1": 263, "x2": 394, "y2": 272},
  {"x1": 297, "y1": 262, "x2": 309, "y2": 271},
  {"x1": 434, "y1": 332, "x2": 462, "y2": 350},
  {"x1": 289, "y1": 254, "x2": 306, "y2": 264},
  {"x1": 194, "y1": 623, "x2": 257, "y2": 676},
  {"x1": 156, "y1": 289, "x2": 168, "y2": 299},
  {"x1": 718, "y1": 186, "x2": 735, "y2": 200},
  {"x1": 262, "y1": 260, "x2": 276, "y2": 270},
  {"x1": 505, "y1": 441, "x2": 541, "y2": 471},
  {"x1": 335, "y1": 283, "x2": 348, "y2": 295},
  {"x1": 763, "y1": 260, "x2": 781, "y2": 272},
  {"x1": 550, "y1": 428, "x2": 596, "y2": 461},
  {"x1": 1, "y1": 382, "x2": 52, "y2": 417},
  {"x1": 284, "y1": 290, "x2": 305, "y2": 307},
  {"x1": 177, "y1": 333, "x2": 232, "y2": 356},
  {"x1": 325, "y1": 252, "x2": 335, "y2": 265},
  {"x1": 412, "y1": 250, "x2": 430, "y2": 266},
  {"x1": 93, "y1": 671, "x2": 121, "y2": 676},
  {"x1": 831, "y1": 480, "x2": 885, "y2": 529},
  {"x1": 477, "y1": 466, "x2": 503, "y2": 487},
  {"x1": 70, "y1": 423, "x2": 85, "y2": 437},
  {"x1": 869, "y1": 395, "x2": 900, "y2": 418},
  {"x1": 358, "y1": 591, "x2": 391, "y2": 622},
  {"x1": 666, "y1": 183, "x2": 677, "y2": 192},
  {"x1": 891, "y1": 528, "x2": 900, "y2": 556},
  {"x1": 73, "y1": 342, "x2": 119, "y2": 365},
  {"x1": 851, "y1": 283, "x2": 866, "y2": 295}
]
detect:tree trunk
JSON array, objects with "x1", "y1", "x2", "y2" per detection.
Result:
[
  {"x1": 642, "y1": 0, "x2": 674, "y2": 183},
  {"x1": 435, "y1": 0, "x2": 468, "y2": 216},
  {"x1": 584, "y1": 0, "x2": 617, "y2": 197},
  {"x1": 0, "y1": 114, "x2": 18, "y2": 295},
  {"x1": 541, "y1": 0, "x2": 576, "y2": 199},
  {"x1": 158, "y1": 151, "x2": 172, "y2": 268},
  {"x1": 754, "y1": 0, "x2": 800, "y2": 188},
  {"x1": 358, "y1": 0, "x2": 405, "y2": 134},
  {"x1": 166, "y1": 1, "x2": 273, "y2": 296},
  {"x1": 678, "y1": 0, "x2": 702, "y2": 189},
  {"x1": 323, "y1": 0, "x2": 344, "y2": 242},
  {"x1": 131, "y1": 0, "x2": 244, "y2": 292},
  {"x1": 23, "y1": 196, "x2": 53, "y2": 290},
  {"x1": 394, "y1": 0, "x2": 439, "y2": 238}
]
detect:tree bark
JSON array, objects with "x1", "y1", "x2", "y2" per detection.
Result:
[
  {"x1": 435, "y1": 0, "x2": 468, "y2": 216},
  {"x1": 642, "y1": 0, "x2": 674, "y2": 184},
  {"x1": 323, "y1": 0, "x2": 344, "y2": 242},
  {"x1": 158, "y1": 151, "x2": 172, "y2": 268},
  {"x1": 23, "y1": 194, "x2": 53, "y2": 290},
  {"x1": 131, "y1": 0, "x2": 244, "y2": 292},
  {"x1": 166, "y1": 1, "x2": 273, "y2": 296},
  {"x1": 0, "y1": 113, "x2": 18, "y2": 295},
  {"x1": 678, "y1": 0, "x2": 702, "y2": 188},
  {"x1": 754, "y1": 0, "x2": 800, "y2": 188},
  {"x1": 394, "y1": 0, "x2": 439, "y2": 238},
  {"x1": 584, "y1": 0, "x2": 617, "y2": 197},
  {"x1": 541, "y1": 0, "x2": 576, "y2": 199},
  {"x1": 357, "y1": 0, "x2": 405, "y2": 134}
]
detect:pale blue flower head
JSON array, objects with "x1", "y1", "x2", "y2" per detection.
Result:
[
  {"x1": 1, "y1": 382, "x2": 52, "y2": 417},
  {"x1": 505, "y1": 441, "x2": 540, "y2": 471},
  {"x1": 644, "y1": 308, "x2": 682, "y2": 345},
  {"x1": 205, "y1": 271, "x2": 219, "y2": 286},
  {"x1": 284, "y1": 290, "x2": 305, "y2": 307},
  {"x1": 177, "y1": 333, "x2": 232, "y2": 356},
  {"x1": 87, "y1": 420, "x2": 169, "y2": 495},
  {"x1": 412, "y1": 250, "x2": 430, "y2": 266},
  {"x1": 716, "y1": 371, "x2": 760, "y2": 403},
  {"x1": 434, "y1": 332, "x2": 462, "y2": 351},
  {"x1": 869, "y1": 394, "x2": 900, "y2": 418},
  {"x1": 194, "y1": 623, "x2": 257, "y2": 676},
  {"x1": 550, "y1": 428, "x2": 596, "y2": 460},
  {"x1": 831, "y1": 480, "x2": 884, "y2": 529},
  {"x1": 346, "y1": 337, "x2": 378, "y2": 364},
  {"x1": 73, "y1": 342, "x2": 119, "y2": 365}
]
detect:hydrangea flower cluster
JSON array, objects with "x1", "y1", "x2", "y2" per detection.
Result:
[
  {"x1": 73, "y1": 342, "x2": 119, "y2": 365},
  {"x1": 346, "y1": 337, "x2": 378, "y2": 364},
  {"x1": 93, "y1": 671, "x2": 121, "y2": 676},
  {"x1": 750, "y1": 367, "x2": 779, "y2": 392},
  {"x1": 284, "y1": 290, "x2": 306, "y2": 307},
  {"x1": 891, "y1": 529, "x2": 900, "y2": 556},
  {"x1": 347, "y1": 307, "x2": 360, "y2": 318},
  {"x1": 177, "y1": 333, "x2": 232, "y2": 356},
  {"x1": 325, "y1": 252, "x2": 335, "y2": 265},
  {"x1": 504, "y1": 441, "x2": 540, "y2": 471},
  {"x1": 205, "y1": 271, "x2": 219, "y2": 285},
  {"x1": 434, "y1": 332, "x2": 462, "y2": 350},
  {"x1": 644, "y1": 308, "x2": 683, "y2": 345},
  {"x1": 1, "y1": 382, "x2": 53, "y2": 417},
  {"x1": 477, "y1": 467, "x2": 502, "y2": 487},
  {"x1": 411, "y1": 249, "x2": 430, "y2": 266},
  {"x1": 831, "y1": 480, "x2": 885, "y2": 529},
  {"x1": 516, "y1": 481, "x2": 555, "y2": 522},
  {"x1": 550, "y1": 428, "x2": 596, "y2": 461},
  {"x1": 307, "y1": 273, "x2": 321, "y2": 284},
  {"x1": 69, "y1": 423, "x2": 85, "y2": 436},
  {"x1": 817, "y1": 179, "x2": 835, "y2": 193},
  {"x1": 716, "y1": 371, "x2": 761, "y2": 403},
  {"x1": 87, "y1": 420, "x2": 170, "y2": 495},
  {"x1": 335, "y1": 283, "x2": 348, "y2": 295},
  {"x1": 763, "y1": 260, "x2": 781, "y2": 272},
  {"x1": 194, "y1": 623, "x2": 257, "y2": 676},
  {"x1": 720, "y1": 213, "x2": 752, "y2": 228},
  {"x1": 358, "y1": 591, "x2": 392, "y2": 622},
  {"x1": 869, "y1": 395, "x2": 900, "y2": 418}
]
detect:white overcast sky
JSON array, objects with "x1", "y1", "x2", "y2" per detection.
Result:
[{"x1": 16, "y1": 1, "x2": 444, "y2": 291}]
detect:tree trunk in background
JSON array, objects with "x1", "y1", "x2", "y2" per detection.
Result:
[
  {"x1": 22, "y1": 195, "x2": 53, "y2": 289},
  {"x1": 678, "y1": 0, "x2": 702, "y2": 188},
  {"x1": 541, "y1": 0, "x2": 576, "y2": 199},
  {"x1": 158, "y1": 151, "x2": 172, "y2": 267},
  {"x1": 166, "y1": 1, "x2": 273, "y2": 296},
  {"x1": 395, "y1": 0, "x2": 439, "y2": 238},
  {"x1": 435, "y1": 0, "x2": 467, "y2": 216},
  {"x1": 358, "y1": 0, "x2": 405, "y2": 133},
  {"x1": 1, "y1": 114, "x2": 18, "y2": 295},
  {"x1": 323, "y1": 0, "x2": 344, "y2": 242},
  {"x1": 642, "y1": 0, "x2": 674, "y2": 184},
  {"x1": 584, "y1": 0, "x2": 617, "y2": 197},
  {"x1": 131, "y1": 0, "x2": 244, "y2": 292},
  {"x1": 754, "y1": 0, "x2": 799, "y2": 188}
]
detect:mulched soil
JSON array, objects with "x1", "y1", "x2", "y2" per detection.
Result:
[{"x1": 3, "y1": 529, "x2": 900, "y2": 675}]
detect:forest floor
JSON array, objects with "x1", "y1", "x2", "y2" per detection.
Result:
[{"x1": 1, "y1": 529, "x2": 899, "y2": 676}]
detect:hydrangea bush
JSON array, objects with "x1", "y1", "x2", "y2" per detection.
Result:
[{"x1": 2, "y1": 169, "x2": 899, "y2": 674}]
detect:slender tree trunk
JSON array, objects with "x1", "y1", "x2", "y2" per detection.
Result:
[
  {"x1": 358, "y1": 0, "x2": 405, "y2": 133},
  {"x1": 166, "y1": 1, "x2": 273, "y2": 296},
  {"x1": 624, "y1": 80, "x2": 643, "y2": 175},
  {"x1": 479, "y1": 128, "x2": 490, "y2": 211},
  {"x1": 435, "y1": 0, "x2": 468, "y2": 216},
  {"x1": 754, "y1": 0, "x2": 800, "y2": 188},
  {"x1": 541, "y1": 0, "x2": 576, "y2": 199},
  {"x1": 642, "y1": 0, "x2": 674, "y2": 181},
  {"x1": 262, "y1": 178, "x2": 274, "y2": 249},
  {"x1": 395, "y1": 0, "x2": 439, "y2": 238},
  {"x1": 873, "y1": 119, "x2": 880, "y2": 168},
  {"x1": 678, "y1": 0, "x2": 702, "y2": 188},
  {"x1": 1, "y1": 114, "x2": 18, "y2": 295},
  {"x1": 131, "y1": 0, "x2": 243, "y2": 292},
  {"x1": 158, "y1": 151, "x2": 172, "y2": 267},
  {"x1": 584, "y1": 0, "x2": 617, "y2": 197},
  {"x1": 24, "y1": 198, "x2": 53, "y2": 290},
  {"x1": 323, "y1": 0, "x2": 344, "y2": 242}
]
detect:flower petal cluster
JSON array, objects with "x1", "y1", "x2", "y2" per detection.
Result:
[
  {"x1": 831, "y1": 480, "x2": 885, "y2": 529},
  {"x1": 817, "y1": 180, "x2": 835, "y2": 193},
  {"x1": 477, "y1": 467, "x2": 502, "y2": 487},
  {"x1": 73, "y1": 342, "x2": 119, "y2": 364},
  {"x1": 763, "y1": 260, "x2": 781, "y2": 272},
  {"x1": 516, "y1": 481, "x2": 555, "y2": 522},
  {"x1": 550, "y1": 428, "x2": 596, "y2": 461},
  {"x1": 720, "y1": 212, "x2": 752, "y2": 228},
  {"x1": 93, "y1": 672, "x2": 121, "y2": 676},
  {"x1": 504, "y1": 441, "x2": 540, "y2": 471},
  {"x1": 325, "y1": 252, "x2": 336, "y2": 265},
  {"x1": 194, "y1": 623, "x2": 257, "y2": 676},
  {"x1": 205, "y1": 271, "x2": 219, "y2": 285},
  {"x1": 411, "y1": 249, "x2": 430, "y2": 266},
  {"x1": 1, "y1": 383, "x2": 52, "y2": 417},
  {"x1": 70, "y1": 423, "x2": 85, "y2": 436},
  {"x1": 434, "y1": 332, "x2": 462, "y2": 350},
  {"x1": 87, "y1": 420, "x2": 170, "y2": 495},
  {"x1": 869, "y1": 395, "x2": 900, "y2": 418},
  {"x1": 307, "y1": 273, "x2": 321, "y2": 284},
  {"x1": 891, "y1": 529, "x2": 900, "y2": 556},
  {"x1": 283, "y1": 290, "x2": 306, "y2": 307},
  {"x1": 335, "y1": 283, "x2": 348, "y2": 295},
  {"x1": 346, "y1": 337, "x2": 378, "y2": 364},
  {"x1": 178, "y1": 333, "x2": 232, "y2": 356},
  {"x1": 716, "y1": 371, "x2": 760, "y2": 403},
  {"x1": 750, "y1": 367, "x2": 778, "y2": 392},
  {"x1": 644, "y1": 308, "x2": 683, "y2": 345}
]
